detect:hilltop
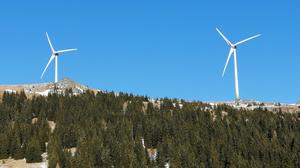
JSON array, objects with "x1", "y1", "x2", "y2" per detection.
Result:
[{"x1": 0, "y1": 78, "x2": 95, "y2": 97}]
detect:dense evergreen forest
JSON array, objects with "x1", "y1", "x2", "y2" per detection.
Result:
[{"x1": 0, "y1": 90, "x2": 300, "y2": 167}]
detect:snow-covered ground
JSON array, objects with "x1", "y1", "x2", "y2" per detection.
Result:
[
  {"x1": 0, "y1": 154, "x2": 48, "y2": 168},
  {"x1": 36, "y1": 89, "x2": 51, "y2": 96}
]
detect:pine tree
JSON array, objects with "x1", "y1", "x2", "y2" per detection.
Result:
[
  {"x1": 133, "y1": 138, "x2": 148, "y2": 168},
  {"x1": 0, "y1": 133, "x2": 10, "y2": 159},
  {"x1": 48, "y1": 135, "x2": 63, "y2": 168},
  {"x1": 25, "y1": 136, "x2": 43, "y2": 163},
  {"x1": 12, "y1": 137, "x2": 25, "y2": 159}
]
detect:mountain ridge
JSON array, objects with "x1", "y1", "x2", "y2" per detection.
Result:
[{"x1": 0, "y1": 78, "x2": 299, "y2": 113}]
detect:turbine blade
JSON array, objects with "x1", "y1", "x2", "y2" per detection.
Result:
[
  {"x1": 216, "y1": 28, "x2": 233, "y2": 47},
  {"x1": 56, "y1": 48, "x2": 77, "y2": 53},
  {"x1": 46, "y1": 32, "x2": 55, "y2": 53},
  {"x1": 41, "y1": 55, "x2": 55, "y2": 79},
  {"x1": 222, "y1": 48, "x2": 234, "y2": 77},
  {"x1": 234, "y1": 34, "x2": 261, "y2": 46}
]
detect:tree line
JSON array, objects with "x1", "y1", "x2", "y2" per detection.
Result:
[{"x1": 0, "y1": 90, "x2": 300, "y2": 167}]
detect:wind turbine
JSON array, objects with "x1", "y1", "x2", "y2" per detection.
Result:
[
  {"x1": 41, "y1": 32, "x2": 77, "y2": 83},
  {"x1": 216, "y1": 28, "x2": 261, "y2": 103}
]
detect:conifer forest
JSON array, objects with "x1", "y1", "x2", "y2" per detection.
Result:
[{"x1": 1, "y1": 90, "x2": 300, "y2": 167}]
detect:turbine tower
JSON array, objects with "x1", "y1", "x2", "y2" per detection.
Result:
[
  {"x1": 41, "y1": 32, "x2": 77, "y2": 83},
  {"x1": 216, "y1": 28, "x2": 261, "y2": 104}
]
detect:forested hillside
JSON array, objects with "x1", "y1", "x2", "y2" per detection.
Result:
[{"x1": 1, "y1": 90, "x2": 300, "y2": 167}]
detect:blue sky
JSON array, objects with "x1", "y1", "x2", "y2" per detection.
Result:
[{"x1": 0, "y1": 0, "x2": 299, "y2": 103}]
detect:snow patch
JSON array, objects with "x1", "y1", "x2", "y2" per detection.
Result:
[
  {"x1": 36, "y1": 89, "x2": 51, "y2": 96},
  {"x1": 4, "y1": 89, "x2": 16, "y2": 93},
  {"x1": 76, "y1": 86, "x2": 83, "y2": 93}
]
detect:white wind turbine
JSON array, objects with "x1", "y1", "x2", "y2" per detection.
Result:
[
  {"x1": 41, "y1": 32, "x2": 77, "y2": 83},
  {"x1": 216, "y1": 28, "x2": 261, "y2": 103}
]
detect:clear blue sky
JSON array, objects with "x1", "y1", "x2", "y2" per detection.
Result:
[{"x1": 0, "y1": 0, "x2": 299, "y2": 103}]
